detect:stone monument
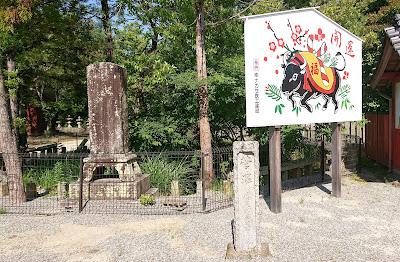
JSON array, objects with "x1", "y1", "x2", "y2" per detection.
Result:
[
  {"x1": 69, "y1": 62, "x2": 153, "y2": 201},
  {"x1": 226, "y1": 141, "x2": 270, "y2": 259}
]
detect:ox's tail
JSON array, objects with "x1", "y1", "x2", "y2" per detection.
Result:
[{"x1": 335, "y1": 52, "x2": 346, "y2": 71}]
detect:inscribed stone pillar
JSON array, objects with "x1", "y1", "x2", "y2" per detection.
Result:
[
  {"x1": 86, "y1": 62, "x2": 129, "y2": 154},
  {"x1": 233, "y1": 141, "x2": 259, "y2": 252}
]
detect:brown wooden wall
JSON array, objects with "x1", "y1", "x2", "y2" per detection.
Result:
[{"x1": 365, "y1": 113, "x2": 390, "y2": 167}]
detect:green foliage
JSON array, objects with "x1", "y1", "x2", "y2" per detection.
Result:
[
  {"x1": 24, "y1": 159, "x2": 80, "y2": 191},
  {"x1": 266, "y1": 84, "x2": 282, "y2": 101},
  {"x1": 139, "y1": 194, "x2": 155, "y2": 205},
  {"x1": 12, "y1": 117, "x2": 29, "y2": 134},
  {"x1": 363, "y1": 87, "x2": 390, "y2": 113},
  {"x1": 275, "y1": 104, "x2": 285, "y2": 114},
  {"x1": 292, "y1": 106, "x2": 301, "y2": 117},
  {"x1": 139, "y1": 154, "x2": 195, "y2": 195},
  {"x1": 0, "y1": 208, "x2": 6, "y2": 214},
  {"x1": 281, "y1": 125, "x2": 318, "y2": 162},
  {"x1": 212, "y1": 179, "x2": 224, "y2": 192}
]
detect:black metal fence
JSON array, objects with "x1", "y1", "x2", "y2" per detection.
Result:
[{"x1": 0, "y1": 148, "x2": 234, "y2": 215}]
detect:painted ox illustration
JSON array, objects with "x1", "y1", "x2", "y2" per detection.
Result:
[{"x1": 281, "y1": 40, "x2": 345, "y2": 113}]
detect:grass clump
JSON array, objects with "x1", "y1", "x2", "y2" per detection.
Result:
[
  {"x1": 23, "y1": 159, "x2": 80, "y2": 192},
  {"x1": 140, "y1": 154, "x2": 195, "y2": 195},
  {"x1": 0, "y1": 208, "x2": 6, "y2": 214}
]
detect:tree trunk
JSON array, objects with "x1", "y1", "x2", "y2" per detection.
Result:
[
  {"x1": 7, "y1": 56, "x2": 18, "y2": 122},
  {"x1": 0, "y1": 54, "x2": 26, "y2": 205},
  {"x1": 6, "y1": 55, "x2": 26, "y2": 151},
  {"x1": 195, "y1": 0, "x2": 214, "y2": 187},
  {"x1": 101, "y1": 0, "x2": 114, "y2": 62}
]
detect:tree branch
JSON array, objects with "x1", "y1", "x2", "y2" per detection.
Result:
[{"x1": 205, "y1": 0, "x2": 258, "y2": 28}]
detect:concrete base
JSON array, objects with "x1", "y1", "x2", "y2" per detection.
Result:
[
  {"x1": 225, "y1": 242, "x2": 270, "y2": 260},
  {"x1": 69, "y1": 174, "x2": 150, "y2": 200},
  {"x1": 0, "y1": 183, "x2": 9, "y2": 197}
]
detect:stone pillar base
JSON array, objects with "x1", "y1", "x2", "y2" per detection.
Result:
[
  {"x1": 69, "y1": 174, "x2": 150, "y2": 200},
  {"x1": 83, "y1": 153, "x2": 141, "y2": 182},
  {"x1": 225, "y1": 242, "x2": 270, "y2": 259}
]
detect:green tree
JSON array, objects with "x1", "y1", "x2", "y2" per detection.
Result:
[{"x1": 0, "y1": 0, "x2": 32, "y2": 204}]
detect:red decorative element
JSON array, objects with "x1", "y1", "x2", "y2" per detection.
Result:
[
  {"x1": 331, "y1": 30, "x2": 342, "y2": 47},
  {"x1": 310, "y1": 34, "x2": 314, "y2": 41},
  {"x1": 345, "y1": 41, "x2": 355, "y2": 58},
  {"x1": 315, "y1": 34, "x2": 319, "y2": 40},
  {"x1": 267, "y1": 25, "x2": 270, "y2": 29},
  {"x1": 318, "y1": 28, "x2": 322, "y2": 35},
  {"x1": 276, "y1": 55, "x2": 279, "y2": 59},
  {"x1": 269, "y1": 42, "x2": 277, "y2": 52},
  {"x1": 277, "y1": 38, "x2": 285, "y2": 48},
  {"x1": 287, "y1": 23, "x2": 289, "y2": 27},
  {"x1": 343, "y1": 71, "x2": 349, "y2": 80},
  {"x1": 291, "y1": 33, "x2": 298, "y2": 41},
  {"x1": 264, "y1": 57, "x2": 268, "y2": 61},
  {"x1": 275, "y1": 70, "x2": 279, "y2": 74},
  {"x1": 295, "y1": 25, "x2": 302, "y2": 34},
  {"x1": 265, "y1": 86, "x2": 269, "y2": 92}
]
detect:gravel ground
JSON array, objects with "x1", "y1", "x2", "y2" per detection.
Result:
[{"x1": 1, "y1": 174, "x2": 399, "y2": 262}]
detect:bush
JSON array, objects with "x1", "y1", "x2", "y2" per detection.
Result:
[{"x1": 139, "y1": 194, "x2": 155, "y2": 205}]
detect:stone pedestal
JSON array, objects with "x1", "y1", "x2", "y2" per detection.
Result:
[
  {"x1": 171, "y1": 180, "x2": 180, "y2": 196},
  {"x1": 223, "y1": 180, "x2": 233, "y2": 196},
  {"x1": 69, "y1": 174, "x2": 150, "y2": 201},
  {"x1": 82, "y1": 153, "x2": 142, "y2": 182},
  {"x1": 0, "y1": 183, "x2": 8, "y2": 197}
]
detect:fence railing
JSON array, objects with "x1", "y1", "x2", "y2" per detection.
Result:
[
  {"x1": 0, "y1": 138, "x2": 363, "y2": 215},
  {"x1": 0, "y1": 149, "x2": 234, "y2": 215}
]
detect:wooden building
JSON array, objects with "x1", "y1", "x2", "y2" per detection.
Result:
[{"x1": 367, "y1": 14, "x2": 400, "y2": 174}]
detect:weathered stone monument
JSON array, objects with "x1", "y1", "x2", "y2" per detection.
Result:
[
  {"x1": 226, "y1": 141, "x2": 270, "y2": 259},
  {"x1": 70, "y1": 62, "x2": 152, "y2": 200}
]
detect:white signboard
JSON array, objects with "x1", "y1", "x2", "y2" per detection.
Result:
[{"x1": 243, "y1": 8, "x2": 362, "y2": 127}]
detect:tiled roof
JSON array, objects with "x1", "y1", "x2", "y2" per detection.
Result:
[
  {"x1": 368, "y1": 14, "x2": 400, "y2": 89},
  {"x1": 384, "y1": 14, "x2": 400, "y2": 56}
]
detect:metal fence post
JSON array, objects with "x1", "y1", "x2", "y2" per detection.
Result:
[
  {"x1": 79, "y1": 156, "x2": 84, "y2": 213},
  {"x1": 201, "y1": 153, "x2": 206, "y2": 211},
  {"x1": 357, "y1": 137, "x2": 362, "y2": 174}
]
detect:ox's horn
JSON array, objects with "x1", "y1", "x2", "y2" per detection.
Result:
[{"x1": 299, "y1": 59, "x2": 307, "y2": 74}]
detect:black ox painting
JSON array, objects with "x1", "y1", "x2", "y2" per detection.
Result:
[{"x1": 243, "y1": 7, "x2": 362, "y2": 127}]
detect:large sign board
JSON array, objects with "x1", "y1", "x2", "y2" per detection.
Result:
[{"x1": 243, "y1": 8, "x2": 362, "y2": 127}]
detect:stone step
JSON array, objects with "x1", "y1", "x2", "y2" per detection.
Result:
[{"x1": 144, "y1": 188, "x2": 159, "y2": 197}]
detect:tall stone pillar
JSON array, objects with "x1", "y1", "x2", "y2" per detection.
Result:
[{"x1": 226, "y1": 141, "x2": 269, "y2": 258}]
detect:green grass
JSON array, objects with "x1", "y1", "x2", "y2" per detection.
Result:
[
  {"x1": 0, "y1": 208, "x2": 6, "y2": 214},
  {"x1": 139, "y1": 154, "x2": 195, "y2": 195},
  {"x1": 23, "y1": 159, "x2": 80, "y2": 191},
  {"x1": 348, "y1": 174, "x2": 367, "y2": 182}
]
